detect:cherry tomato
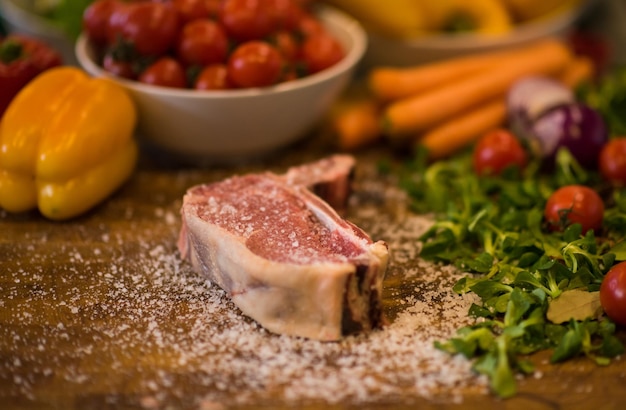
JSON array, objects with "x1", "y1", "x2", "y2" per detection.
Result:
[
  {"x1": 227, "y1": 41, "x2": 284, "y2": 88},
  {"x1": 269, "y1": 30, "x2": 299, "y2": 62},
  {"x1": 219, "y1": 0, "x2": 276, "y2": 41},
  {"x1": 266, "y1": 0, "x2": 304, "y2": 31},
  {"x1": 106, "y1": 1, "x2": 130, "y2": 44},
  {"x1": 599, "y1": 138, "x2": 626, "y2": 186},
  {"x1": 296, "y1": 12, "x2": 325, "y2": 38},
  {"x1": 139, "y1": 57, "x2": 187, "y2": 88},
  {"x1": 102, "y1": 53, "x2": 135, "y2": 80},
  {"x1": 172, "y1": 0, "x2": 219, "y2": 24},
  {"x1": 600, "y1": 261, "x2": 626, "y2": 326},
  {"x1": 299, "y1": 32, "x2": 344, "y2": 74},
  {"x1": 544, "y1": 185, "x2": 604, "y2": 233},
  {"x1": 280, "y1": 68, "x2": 300, "y2": 82},
  {"x1": 194, "y1": 64, "x2": 232, "y2": 90},
  {"x1": 112, "y1": 1, "x2": 180, "y2": 56},
  {"x1": 176, "y1": 19, "x2": 229, "y2": 66},
  {"x1": 472, "y1": 129, "x2": 528, "y2": 176},
  {"x1": 82, "y1": 0, "x2": 121, "y2": 46}
]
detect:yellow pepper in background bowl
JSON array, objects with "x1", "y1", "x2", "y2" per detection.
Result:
[
  {"x1": 0, "y1": 66, "x2": 138, "y2": 220},
  {"x1": 323, "y1": 0, "x2": 513, "y2": 39},
  {"x1": 419, "y1": 0, "x2": 513, "y2": 35}
]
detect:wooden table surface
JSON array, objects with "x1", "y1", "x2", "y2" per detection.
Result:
[{"x1": 1, "y1": 129, "x2": 625, "y2": 410}]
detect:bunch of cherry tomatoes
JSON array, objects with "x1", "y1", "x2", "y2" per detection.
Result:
[
  {"x1": 82, "y1": 0, "x2": 345, "y2": 89},
  {"x1": 472, "y1": 129, "x2": 626, "y2": 234}
]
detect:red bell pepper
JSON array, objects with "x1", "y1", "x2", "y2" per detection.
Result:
[{"x1": 0, "y1": 35, "x2": 63, "y2": 118}]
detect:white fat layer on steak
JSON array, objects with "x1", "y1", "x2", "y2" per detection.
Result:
[{"x1": 178, "y1": 157, "x2": 388, "y2": 341}]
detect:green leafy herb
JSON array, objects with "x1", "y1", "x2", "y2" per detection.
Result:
[
  {"x1": 577, "y1": 67, "x2": 626, "y2": 136},
  {"x1": 31, "y1": 0, "x2": 92, "y2": 40},
  {"x1": 394, "y1": 148, "x2": 626, "y2": 398}
]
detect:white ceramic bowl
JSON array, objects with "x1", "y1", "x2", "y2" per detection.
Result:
[
  {"x1": 362, "y1": 1, "x2": 594, "y2": 67},
  {"x1": 75, "y1": 6, "x2": 366, "y2": 163}
]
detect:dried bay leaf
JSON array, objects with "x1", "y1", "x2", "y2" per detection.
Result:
[{"x1": 547, "y1": 289, "x2": 603, "y2": 324}]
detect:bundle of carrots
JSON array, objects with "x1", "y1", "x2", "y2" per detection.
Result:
[{"x1": 331, "y1": 37, "x2": 594, "y2": 159}]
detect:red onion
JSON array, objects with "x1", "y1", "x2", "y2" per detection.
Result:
[
  {"x1": 530, "y1": 102, "x2": 608, "y2": 168},
  {"x1": 507, "y1": 76, "x2": 575, "y2": 140}
]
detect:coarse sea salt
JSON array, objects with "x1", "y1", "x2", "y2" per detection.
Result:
[{"x1": 1, "y1": 174, "x2": 488, "y2": 408}]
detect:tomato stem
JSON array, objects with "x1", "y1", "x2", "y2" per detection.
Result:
[{"x1": 0, "y1": 41, "x2": 24, "y2": 64}]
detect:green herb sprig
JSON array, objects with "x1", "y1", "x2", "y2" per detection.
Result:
[
  {"x1": 32, "y1": 0, "x2": 93, "y2": 40},
  {"x1": 578, "y1": 67, "x2": 626, "y2": 136},
  {"x1": 391, "y1": 147, "x2": 626, "y2": 398}
]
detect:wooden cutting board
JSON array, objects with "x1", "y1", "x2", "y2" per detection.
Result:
[{"x1": 1, "y1": 135, "x2": 625, "y2": 410}]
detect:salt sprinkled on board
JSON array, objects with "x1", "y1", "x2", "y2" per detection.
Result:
[{"x1": 1, "y1": 167, "x2": 489, "y2": 408}]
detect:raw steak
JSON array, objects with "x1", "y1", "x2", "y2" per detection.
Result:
[{"x1": 178, "y1": 156, "x2": 389, "y2": 341}]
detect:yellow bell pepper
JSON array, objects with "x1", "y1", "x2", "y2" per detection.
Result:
[
  {"x1": 419, "y1": 0, "x2": 513, "y2": 35},
  {"x1": 500, "y1": 0, "x2": 582, "y2": 23},
  {"x1": 322, "y1": 0, "x2": 429, "y2": 39},
  {"x1": 0, "y1": 66, "x2": 138, "y2": 220},
  {"x1": 322, "y1": 0, "x2": 512, "y2": 39}
]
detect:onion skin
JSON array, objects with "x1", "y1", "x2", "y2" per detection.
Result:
[
  {"x1": 507, "y1": 76, "x2": 574, "y2": 140},
  {"x1": 529, "y1": 102, "x2": 608, "y2": 168}
]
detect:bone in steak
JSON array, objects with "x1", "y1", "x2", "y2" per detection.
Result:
[
  {"x1": 177, "y1": 155, "x2": 389, "y2": 341},
  {"x1": 282, "y1": 154, "x2": 355, "y2": 211}
]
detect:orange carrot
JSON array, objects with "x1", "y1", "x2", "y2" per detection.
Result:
[
  {"x1": 560, "y1": 55, "x2": 594, "y2": 89},
  {"x1": 369, "y1": 58, "x2": 493, "y2": 102},
  {"x1": 416, "y1": 99, "x2": 507, "y2": 160},
  {"x1": 333, "y1": 100, "x2": 382, "y2": 150},
  {"x1": 383, "y1": 38, "x2": 573, "y2": 139},
  {"x1": 368, "y1": 45, "x2": 538, "y2": 101}
]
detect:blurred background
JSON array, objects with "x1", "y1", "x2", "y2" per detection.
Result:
[{"x1": 0, "y1": 0, "x2": 625, "y2": 69}]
